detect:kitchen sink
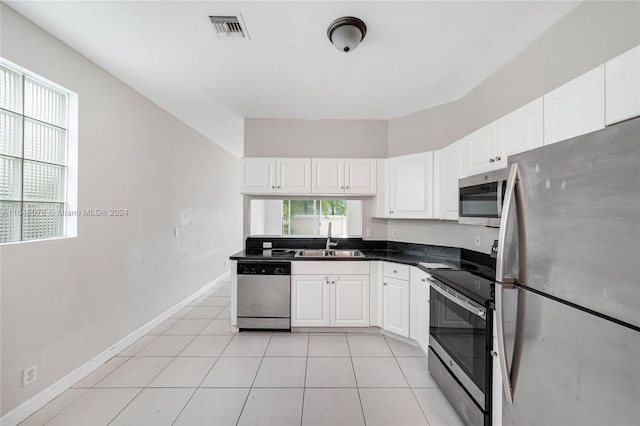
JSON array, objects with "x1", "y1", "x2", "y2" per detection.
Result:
[{"x1": 294, "y1": 249, "x2": 365, "y2": 258}]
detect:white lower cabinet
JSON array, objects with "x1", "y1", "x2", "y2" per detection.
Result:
[
  {"x1": 291, "y1": 275, "x2": 331, "y2": 327},
  {"x1": 410, "y1": 268, "x2": 431, "y2": 353},
  {"x1": 291, "y1": 271, "x2": 369, "y2": 327},
  {"x1": 382, "y1": 276, "x2": 410, "y2": 338}
]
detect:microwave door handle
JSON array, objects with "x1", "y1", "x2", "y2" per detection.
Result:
[{"x1": 497, "y1": 180, "x2": 504, "y2": 218}]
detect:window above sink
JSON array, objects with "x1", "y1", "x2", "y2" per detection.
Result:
[{"x1": 250, "y1": 199, "x2": 362, "y2": 237}]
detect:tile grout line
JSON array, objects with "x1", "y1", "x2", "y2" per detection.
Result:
[
  {"x1": 102, "y1": 306, "x2": 229, "y2": 425},
  {"x1": 389, "y1": 339, "x2": 431, "y2": 426},
  {"x1": 36, "y1": 281, "x2": 233, "y2": 426},
  {"x1": 235, "y1": 331, "x2": 274, "y2": 426},
  {"x1": 345, "y1": 334, "x2": 368, "y2": 426},
  {"x1": 104, "y1": 333, "x2": 200, "y2": 426},
  {"x1": 169, "y1": 321, "x2": 237, "y2": 426},
  {"x1": 24, "y1": 388, "x2": 89, "y2": 426},
  {"x1": 299, "y1": 333, "x2": 312, "y2": 426}
]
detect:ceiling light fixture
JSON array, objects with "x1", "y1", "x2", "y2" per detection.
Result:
[{"x1": 327, "y1": 16, "x2": 367, "y2": 53}]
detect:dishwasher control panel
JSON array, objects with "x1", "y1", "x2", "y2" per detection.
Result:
[{"x1": 237, "y1": 261, "x2": 291, "y2": 275}]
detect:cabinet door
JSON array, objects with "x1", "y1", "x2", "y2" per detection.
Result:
[
  {"x1": 434, "y1": 139, "x2": 467, "y2": 220},
  {"x1": 276, "y1": 158, "x2": 311, "y2": 194},
  {"x1": 389, "y1": 152, "x2": 433, "y2": 219},
  {"x1": 345, "y1": 159, "x2": 376, "y2": 194},
  {"x1": 373, "y1": 159, "x2": 389, "y2": 219},
  {"x1": 383, "y1": 276, "x2": 410, "y2": 338},
  {"x1": 312, "y1": 159, "x2": 344, "y2": 194},
  {"x1": 544, "y1": 65, "x2": 605, "y2": 145},
  {"x1": 465, "y1": 123, "x2": 497, "y2": 176},
  {"x1": 495, "y1": 97, "x2": 543, "y2": 169},
  {"x1": 291, "y1": 275, "x2": 330, "y2": 327},
  {"x1": 416, "y1": 281, "x2": 430, "y2": 354},
  {"x1": 241, "y1": 158, "x2": 276, "y2": 194},
  {"x1": 606, "y1": 45, "x2": 640, "y2": 125},
  {"x1": 410, "y1": 268, "x2": 431, "y2": 345},
  {"x1": 331, "y1": 275, "x2": 370, "y2": 327}
]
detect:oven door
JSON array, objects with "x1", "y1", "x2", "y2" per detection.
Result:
[{"x1": 429, "y1": 279, "x2": 488, "y2": 408}]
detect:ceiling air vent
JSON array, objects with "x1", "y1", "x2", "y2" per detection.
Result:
[{"x1": 208, "y1": 15, "x2": 249, "y2": 39}]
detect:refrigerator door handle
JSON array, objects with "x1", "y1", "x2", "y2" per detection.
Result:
[
  {"x1": 496, "y1": 164, "x2": 519, "y2": 283},
  {"x1": 495, "y1": 162, "x2": 528, "y2": 405},
  {"x1": 496, "y1": 282, "x2": 528, "y2": 405}
]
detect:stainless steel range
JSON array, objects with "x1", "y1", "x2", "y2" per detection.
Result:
[{"x1": 428, "y1": 270, "x2": 494, "y2": 426}]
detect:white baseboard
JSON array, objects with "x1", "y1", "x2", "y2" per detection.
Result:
[{"x1": 0, "y1": 271, "x2": 230, "y2": 426}]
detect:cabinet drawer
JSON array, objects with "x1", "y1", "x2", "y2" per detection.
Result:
[
  {"x1": 383, "y1": 262, "x2": 410, "y2": 281},
  {"x1": 292, "y1": 261, "x2": 370, "y2": 275}
]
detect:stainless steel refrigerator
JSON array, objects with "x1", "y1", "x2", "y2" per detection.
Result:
[{"x1": 494, "y1": 117, "x2": 640, "y2": 425}]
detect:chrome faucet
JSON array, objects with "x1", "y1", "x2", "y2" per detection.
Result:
[{"x1": 325, "y1": 222, "x2": 338, "y2": 250}]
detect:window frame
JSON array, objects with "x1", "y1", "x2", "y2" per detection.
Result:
[{"x1": 1, "y1": 58, "x2": 78, "y2": 244}]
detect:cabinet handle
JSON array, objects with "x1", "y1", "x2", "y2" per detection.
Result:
[
  {"x1": 332, "y1": 280, "x2": 335, "y2": 284},
  {"x1": 495, "y1": 156, "x2": 501, "y2": 161},
  {"x1": 383, "y1": 282, "x2": 387, "y2": 286},
  {"x1": 421, "y1": 278, "x2": 426, "y2": 282},
  {"x1": 346, "y1": 186, "x2": 350, "y2": 189},
  {"x1": 277, "y1": 185, "x2": 281, "y2": 189},
  {"x1": 340, "y1": 186, "x2": 344, "y2": 189},
  {"x1": 489, "y1": 158, "x2": 495, "y2": 163},
  {"x1": 271, "y1": 186, "x2": 275, "y2": 189},
  {"x1": 390, "y1": 210, "x2": 394, "y2": 214},
  {"x1": 393, "y1": 270, "x2": 398, "y2": 274}
]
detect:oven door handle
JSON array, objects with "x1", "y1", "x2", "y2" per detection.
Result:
[{"x1": 428, "y1": 278, "x2": 486, "y2": 319}]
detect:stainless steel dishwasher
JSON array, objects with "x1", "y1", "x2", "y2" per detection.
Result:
[{"x1": 237, "y1": 261, "x2": 291, "y2": 330}]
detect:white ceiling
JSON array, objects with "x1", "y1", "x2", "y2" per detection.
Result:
[{"x1": 6, "y1": 1, "x2": 580, "y2": 157}]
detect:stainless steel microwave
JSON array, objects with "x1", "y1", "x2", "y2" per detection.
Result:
[{"x1": 458, "y1": 169, "x2": 507, "y2": 227}]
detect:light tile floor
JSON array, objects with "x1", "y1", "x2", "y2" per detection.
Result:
[{"x1": 20, "y1": 279, "x2": 464, "y2": 426}]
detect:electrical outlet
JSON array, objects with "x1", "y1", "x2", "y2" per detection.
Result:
[
  {"x1": 366, "y1": 228, "x2": 373, "y2": 237},
  {"x1": 392, "y1": 229, "x2": 398, "y2": 238},
  {"x1": 475, "y1": 236, "x2": 481, "y2": 247},
  {"x1": 23, "y1": 365, "x2": 37, "y2": 387},
  {"x1": 263, "y1": 242, "x2": 272, "y2": 249},
  {"x1": 174, "y1": 227, "x2": 179, "y2": 237}
]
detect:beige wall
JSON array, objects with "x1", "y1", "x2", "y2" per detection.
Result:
[
  {"x1": 0, "y1": 4, "x2": 243, "y2": 416},
  {"x1": 385, "y1": 0, "x2": 639, "y2": 253},
  {"x1": 388, "y1": 1, "x2": 640, "y2": 156},
  {"x1": 244, "y1": 1, "x2": 640, "y2": 255},
  {"x1": 244, "y1": 118, "x2": 388, "y2": 158}
]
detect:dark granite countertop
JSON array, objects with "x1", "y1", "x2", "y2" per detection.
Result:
[{"x1": 230, "y1": 238, "x2": 497, "y2": 303}]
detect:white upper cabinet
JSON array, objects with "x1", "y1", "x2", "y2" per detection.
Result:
[
  {"x1": 312, "y1": 158, "x2": 344, "y2": 194},
  {"x1": 241, "y1": 158, "x2": 276, "y2": 194},
  {"x1": 465, "y1": 98, "x2": 543, "y2": 177},
  {"x1": 345, "y1": 159, "x2": 376, "y2": 194},
  {"x1": 388, "y1": 152, "x2": 434, "y2": 219},
  {"x1": 312, "y1": 158, "x2": 376, "y2": 195},
  {"x1": 434, "y1": 138, "x2": 467, "y2": 220},
  {"x1": 242, "y1": 158, "x2": 311, "y2": 194},
  {"x1": 494, "y1": 97, "x2": 543, "y2": 169},
  {"x1": 544, "y1": 65, "x2": 605, "y2": 145},
  {"x1": 606, "y1": 45, "x2": 640, "y2": 125},
  {"x1": 465, "y1": 123, "x2": 497, "y2": 176},
  {"x1": 277, "y1": 158, "x2": 312, "y2": 194}
]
